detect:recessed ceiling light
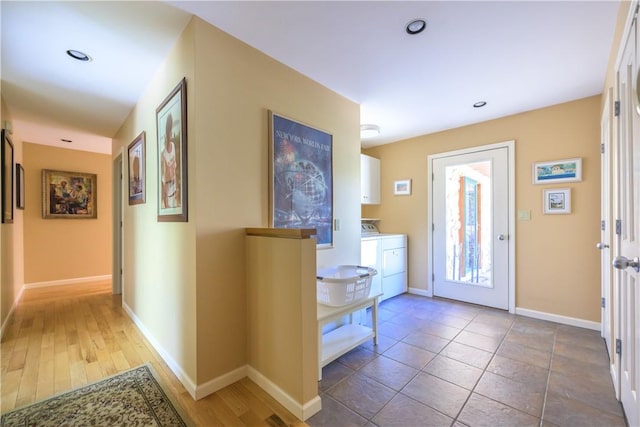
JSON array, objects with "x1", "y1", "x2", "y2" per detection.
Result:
[
  {"x1": 61, "y1": 138, "x2": 72, "y2": 143},
  {"x1": 360, "y1": 124, "x2": 380, "y2": 139},
  {"x1": 406, "y1": 19, "x2": 427, "y2": 35},
  {"x1": 66, "y1": 49, "x2": 92, "y2": 62},
  {"x1": 473, "y1": 101, "x2": 487, "y2": 108}
]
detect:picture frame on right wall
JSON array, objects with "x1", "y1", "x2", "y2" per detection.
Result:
[
  {"x1": 156, "y1": 78, "x2": 188, "y2": 222},
  {"x1": 543, "y1": 188, "x2": 571, "y2": 214},
  {"x1": 128, "y1": 131, "x2": 146, "y2": 206},
  {"x1": 532, "y1": 158, "x2": 582, "y2": 184},
  {"x1": 394, "y1": 179, "x2": 411, "y2": 195}
]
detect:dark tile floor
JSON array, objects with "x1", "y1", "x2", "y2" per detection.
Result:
[{"x1": 307, "y1": 294, "x2": 626, "y2": 427}]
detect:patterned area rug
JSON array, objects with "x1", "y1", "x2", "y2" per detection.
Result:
[{"x1": 1, "y1": 364, "x2": 193, "y2": 427}]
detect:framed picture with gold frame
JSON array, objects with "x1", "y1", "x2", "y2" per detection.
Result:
[{"x1": 42, "y1": 169, "x2": 97, "y2": 219}]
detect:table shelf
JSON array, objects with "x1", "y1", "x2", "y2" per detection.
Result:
[{"x1": 317, "y1": 293, "x2": 381, "y2": 379}]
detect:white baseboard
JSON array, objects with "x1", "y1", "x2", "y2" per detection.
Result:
[
  {"x1": 122, "y1": 302, "x2": 198, "y2": 399},
  {"x1": 24, "y1": 275, "x2": 112, "y2": 289},
  {"x1": 515, "y1": 307, "x2": 600, "y2": 331},
  {"x1": 194, "y1": 365, "x2": 247, "y2": 400},
  {"x1": 0, "y1": 285, "x2": 24, "y2": 339},
  {"x1": 247, "y1": 366, "x2": 322, "y2": 421},
  {"x1": 408, "y1": 287, "x2": 431, "y2": 297},
  {"x1": 400, "y1": 291, "x2": 601, "y2": 331}
]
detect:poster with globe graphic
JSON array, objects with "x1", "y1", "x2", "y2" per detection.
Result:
[{"x1": 269, "y1": 112, "x2": 333, "y2": 247}]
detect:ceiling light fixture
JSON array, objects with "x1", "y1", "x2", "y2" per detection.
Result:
[
  {"x1": 406, "y1": 19, "x2": 427, "y2": 35},
  {"x1": 360, "y1": 124, "x2": 380, "y2": 139},
  {"x1": 66, "y1": 49, "x2": 92, "y2": 62},
  {"x1": 473, "y1": 101, "x2": 487, "y2": 108}
]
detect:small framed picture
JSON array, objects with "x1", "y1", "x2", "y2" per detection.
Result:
[
  {"x1": 394, "y1": 179, "x2": 411, "y2": 196},
  {"x1": 127, "y1": 131, "x2": 146, "y2": 205},
  {"x1": 543, "y1": 188, "x2": 571, "y2": 214},
  {"x1": 533, "y1": 158, "x2": 582, "y2": 184}
]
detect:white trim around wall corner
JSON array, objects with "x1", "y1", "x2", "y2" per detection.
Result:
[
  {"x1": 0, "y1": 285, "x2": 25, "y2": 339},
  {"x1": 24, "y1": 275, "x2": 112, "y2": 289},
  {"x1": 122, "y1": 302, "x2": 198, "y2": 399},
  {"x1": 515, "y1": 307, "x2": 600, "y2": 331},
  {"x1": 194, "y1": 365, "x2": 247, "y2": 400},
  {"x1": 408, "y1": 287, "x2": 430, "y2": 297},
  {"x1": 247, "y1": 366, "x2": 322, "y2": 421}
]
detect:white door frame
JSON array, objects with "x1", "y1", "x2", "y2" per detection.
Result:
[
  {"x1": 427, "y1": 140, "x2": 516, "y2": 313},
  {"x1": 112, "y1": 151, "x2": 123, "y2": 295},
  {"x1": 600, "y1": 88, "x2": 616, "y2": 374}
]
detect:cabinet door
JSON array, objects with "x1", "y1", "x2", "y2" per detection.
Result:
[{"x1": 361, "y1": 154, "x2": 380, "y2": 204}]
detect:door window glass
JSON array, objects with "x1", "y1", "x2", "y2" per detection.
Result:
[{"x1": 445, "y1": 161, "x2": 493, "y2": 287}]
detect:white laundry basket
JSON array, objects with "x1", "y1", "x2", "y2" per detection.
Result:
[{"x1": 316, "y1": 265, "x2": 378, "y2": 307}]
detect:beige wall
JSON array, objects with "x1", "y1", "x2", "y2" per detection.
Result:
[
  {"x1": 113, "y1": 19, "x2": 198, "y2": 385},
  {"x1": 363, "y1": 96, "x2": 602, "y2": 322},
  {"x1": 22, "y1": 143, "x2": 112, "y2": 283},
  {"x1": 0, "y1": 95, "x2": 23, "y2": 330},
  {"x1": 112, "y1": 17, "x2": 360, "y2": 391}
]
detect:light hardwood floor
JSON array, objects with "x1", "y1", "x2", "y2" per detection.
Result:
[{"x1": 1, "y1": 280, "x2": 307, "y2": 426}]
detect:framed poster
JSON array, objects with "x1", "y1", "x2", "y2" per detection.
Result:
[
  {"x1": 533, "y1": 158, "x2": 582, "y2": 184},
  {"x1": 1, "y1": 129, "x2": 13, "y2": 223},
  {"x1": 543, "y1": 188, "x2": 571, "y2": 214},
  {"x1": 269, "y1": 111, "x2": 333, "y2": 247},
  {"x1": 156, "y1": 78, "x2": 187, "y2": 222},
  {"x1": 42, "y1": 169, "x2": 97, "y2": 219},
  {"x1": 127, "y1": 131, "x2": 146, "y2": 205}
]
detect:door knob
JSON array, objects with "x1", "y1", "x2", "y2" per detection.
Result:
[
  {"x1": 497, "y1": 234, "x2": 506, "y2": 241},
  {"x1": 612, "y1": 256, "x2": 640, "y2": 272},
  {"x1": 596, "y1": 242, "x2": 610, "y2": 250}
]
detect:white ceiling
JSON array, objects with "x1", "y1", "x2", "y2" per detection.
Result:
[{"x1": 1, "y1": 1, "x2": 620, "y2": 152}]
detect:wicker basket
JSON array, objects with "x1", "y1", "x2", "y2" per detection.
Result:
[{"x1": 316, "y1": 265, "x2": 378, "y2": 307}]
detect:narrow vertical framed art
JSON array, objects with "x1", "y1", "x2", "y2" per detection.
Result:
[
  {"x1": 16, "y1": 163, "x2": 25, "y2": 210},
  {"x1": 156, "y1": 78, "x2": 187, "y2": 222},
  {"x1": 1, "y1": 129, "x2": 14, "y2": 223},
  {"x1": 268, "y1": 111, "x2": 333, "y2": 247},
  {"x1": 128, "y1": 131, "x2": 146, "y2": 205}
]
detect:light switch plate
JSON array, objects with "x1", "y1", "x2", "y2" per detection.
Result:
[{"x1": 517, "y1": 210, "x2": 531, "y2": 221}]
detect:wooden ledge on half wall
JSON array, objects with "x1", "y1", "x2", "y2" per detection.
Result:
[{"x1": 245, "y1": 227, "x2": 317, "y2": 239}]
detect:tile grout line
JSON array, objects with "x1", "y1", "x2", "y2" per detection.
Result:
[
  {"x1": 449, "y1": 310, "x2": 515, "y2": 425},
  {"x1": 538, "y1": 328, "x2": 557, "y2": 427}
]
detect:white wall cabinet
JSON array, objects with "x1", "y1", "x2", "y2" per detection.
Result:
[
  {"x1": 361, "y1": 154, "x2": 380, "y2": 204},
  {"x1": 361, "y1": 234, "x2": 407, "y2": 302}
]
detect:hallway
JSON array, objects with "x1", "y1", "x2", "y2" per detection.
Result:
[
  {"x1": 309, "y1": 294, "x2": 625, "y2": 427},
  {"x1": 0, "y1": 281, "x2": 305, "y2": 426}
]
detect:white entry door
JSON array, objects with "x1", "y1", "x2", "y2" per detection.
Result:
[
  {"x1": 430, "y1": 143, "x2": 513, "y2": 310},
  {"x1": 614, "y1": 10, "x2": 640, "y2": 424}
]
